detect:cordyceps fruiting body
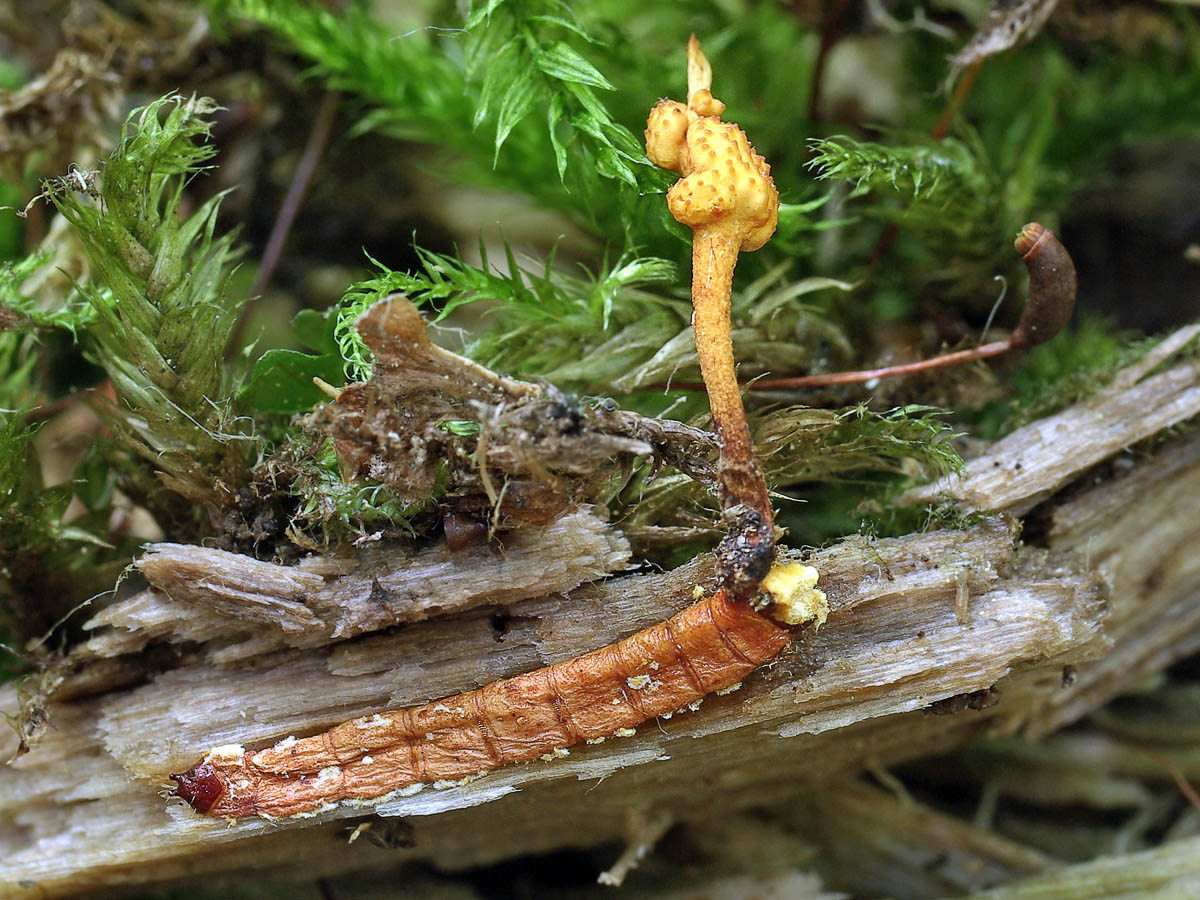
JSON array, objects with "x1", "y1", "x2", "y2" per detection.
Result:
[
  {"x1": 170, "y1": 36, "x2": 831, "y2": 823},
  {"x1": 645, "y1": 35, "x2": 780, "y2": 598}
]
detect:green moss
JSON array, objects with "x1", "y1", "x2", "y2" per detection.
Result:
[{"x1": 41, "y1": 94, "x2": 252, "y2": 514}]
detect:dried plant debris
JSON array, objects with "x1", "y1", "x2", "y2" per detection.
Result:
[
  {"x1": 903, "y1": 324, "x2": 1200, "y2": 515},
  {"x1": 948, "y1": 0, "x2": 1181, "y2": 71},
  {"x1": 0, "y1": 654, "x2": 65, "y2": 760},
  {"x1": 311, "y1": 295, "x2": 715, "y2": 529},
  {"x1": 952, "y1": 0, "x2": 1064, "y2": 68},
  {"x1": 0, "y1": 48, "x2": 118, "y2": 181},
  {"x1": 0, "y1": 2, "x2": 209, "y2": 180}
]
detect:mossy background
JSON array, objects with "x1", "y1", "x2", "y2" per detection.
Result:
[{"x1": 0, "y1": 0, "x2": 1199, "y2": 896}]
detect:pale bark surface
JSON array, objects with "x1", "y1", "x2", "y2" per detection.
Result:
[{"x1": 2, "y1": 331, "x2": 1199, "y2": 898}]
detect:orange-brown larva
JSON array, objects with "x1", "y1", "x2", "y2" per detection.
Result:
[{"x1": 171, "y1": 588, "x2": 796, "y2": 818}]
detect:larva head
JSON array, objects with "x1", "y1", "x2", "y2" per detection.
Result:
[
  {"x1": 170, "y1": 763, "x2": 225, "y2": 813},
  {"x1": 1011, "y1": 222, "x2": 1077, "y2": 350},
  {"x1": 716, "y1": 504, "x2": 776, "y2": 598}
]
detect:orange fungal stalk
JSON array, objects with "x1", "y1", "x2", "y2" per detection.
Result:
[{"x1": 645, "y1": 35, "x2": 781, "y2": 598}]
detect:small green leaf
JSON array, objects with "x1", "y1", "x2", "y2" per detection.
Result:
[
  {"x1": 527, "y1": 13, "x2": 594, "y2": 41},
  {"x1": 535, "y1": 43, "x2": 613, "y2": 90},
  {"x1": 494, "y1": 75, "x2": 540, "y2": 158},
  {"x1": 474, "y1": 42, "x2": 521, "y2": 130},
  {"x1": 241, "y1": 349, "x2": 345, "y2": 415},
  {"x1": 594, "y1": 145, "x2": 638, "y2": 188},
  {"x1": 293, "y1": 307, "x2": 337, "y2": 353},
  {"x1": 437, "y1": 419, "x2": 482, "y2": 436},
  {"x1": 56, "y1": 525, "x2": 113, "y2": 549},
  {"x1": 464, "y1": 0, "x2": 508, "y2": 30},
  {"x1": 547, "y1": 94, "x2": 569, "y2": 180},
  {"x1": 73, "y1": 445, "x2": 115, "y2": 513}
]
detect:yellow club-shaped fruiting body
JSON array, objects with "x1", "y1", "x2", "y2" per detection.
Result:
[{"x1": 645, "y1": 35, "x2": 780, "y2": 598}]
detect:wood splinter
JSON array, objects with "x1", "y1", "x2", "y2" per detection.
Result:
[
  {"x1": 170, "y1": 37, "x2": 827, "y2": 821},
  {"x1": 645, "y1": 34, "x2": 781, "y2": 598}
]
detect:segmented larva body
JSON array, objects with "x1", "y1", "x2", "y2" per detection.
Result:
[{"x1": 173, "y1": 588, "x2": 792, "y2": 818}]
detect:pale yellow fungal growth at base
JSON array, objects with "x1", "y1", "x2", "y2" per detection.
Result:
[{"x1": 760, "y1": 561, "x2": 828, "y2": 627}]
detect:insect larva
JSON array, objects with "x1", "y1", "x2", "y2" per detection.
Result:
[{"x1": 172, "y1": 583, "x2": 815, "y2": 819}]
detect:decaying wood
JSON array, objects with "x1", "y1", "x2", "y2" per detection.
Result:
[
  {"x1": 970, "y1": 833, "x2": 1200, "y2": 899},
  {"x1": 81, "y1": 507, "x2": 630, "y2": 662},
  {"x1": 902, "y1": 324, "x2": 1200, "y2": 515},
  {"x1": 2, "y1": 328, "x2": 1200, "y2": 897}
]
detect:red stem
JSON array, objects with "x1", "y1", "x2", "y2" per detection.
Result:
[{"x1": 662, "y1": 340, "x2": 1012, "y2": 393}]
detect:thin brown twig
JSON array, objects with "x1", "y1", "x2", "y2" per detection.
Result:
[
  {"x1": 224, "y1": 91, "x2": 341, "y2": 360},
  {"x1": 743, "y1": 340, "x2": 1011, "y2": 390},
  {"x1": 931, "y1": 61, "x2": 982, "y2": 141},
  {"x1": 655, "y1": 341, "x2": 1010, "y2": 393}
]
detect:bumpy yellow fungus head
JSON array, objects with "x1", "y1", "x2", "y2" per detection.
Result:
[{"x1": 643, "y1": 39, "x2": 779, "y2": 252}]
